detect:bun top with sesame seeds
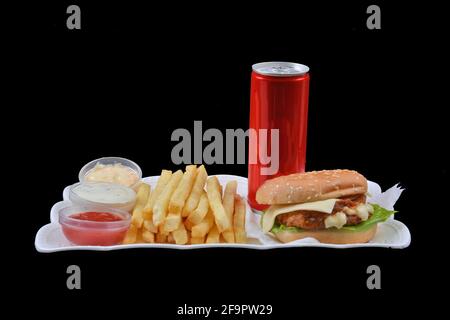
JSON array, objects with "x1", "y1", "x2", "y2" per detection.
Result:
[{"x1": 255, "y1": 169, "x2": 368, "y2": 205}]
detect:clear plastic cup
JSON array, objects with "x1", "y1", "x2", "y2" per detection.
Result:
[
  {"x1": 59, "y1": 204, "x2": 131, "y2": 246},
  {"x1": 69, "y1": 182, "x2": 137, "y2": 212},
  {"x1": 79, "y1": 157, "x2": 142, "y2": 190}
]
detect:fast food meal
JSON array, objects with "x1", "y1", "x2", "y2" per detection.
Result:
[
  {"x1": 58, "y1": 157, "x2": 247, "y2": 246},
  {"x1": 52, "y1": 157, "x2": 405, "y2": 248},
  {"x1": 256, "y1": 169, "x2": 396, "y2": 244}
]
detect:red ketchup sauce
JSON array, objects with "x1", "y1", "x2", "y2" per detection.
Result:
[
  {"x1": 61, "y1": 211, "x2": 129, "y2": 246},
  {"x1": 70, "y1": 211, "x2": 123, "y2": 222}
]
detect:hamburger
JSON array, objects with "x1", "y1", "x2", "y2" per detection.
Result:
[{"x1": 256, "y1": 169, "x2": 396, "y2": 244}]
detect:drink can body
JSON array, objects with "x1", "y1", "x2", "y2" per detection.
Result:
[{"x1": 248, "y1": 62, "x2": 310, "y2": 211}]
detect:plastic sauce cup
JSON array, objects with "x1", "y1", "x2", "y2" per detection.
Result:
[
  {"x1": 69, "y1": 182, "x2": 137, "y2": 212},
  {"x1": 59, "y1": 204, "x2": 131, "y2": 246},
  {"x1": 79, "y1": 156, "x2": 142, "y2": 190}
]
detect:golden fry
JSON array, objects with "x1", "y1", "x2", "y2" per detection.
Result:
[
  {"x1": 131, "y1": 183, "x2": 151, "y2": 228},
  {"x1": 135, "y1": 229, "x2": 145, "y2": 243},
  {"x1": 123, "y1": 224, "x2": 138, "y2": 244},
  {"x1": 162, "y1": 213, "x2": 182, "y2": 233},
  {"x1": 206, "y1": 225, "x2": 220, "y2": 243},
  {"x1": 184, "y1": 218, "x2": 194, "y2": 231},
  {"x1": 190, "y1": 236, "x2": 204, "y2": 244},
  {"x1": 143, "y1": 219, "x2": 158, "y2": 233},
  {"x1": 221, "y1": 230, "x2": 235, "y2": 243},
  {"x1": 152, "y1": 170, "x2": 183, "y2": 227},
  {"x1": 223, "y1": 181, "x2": 237, "y2": 217},
  {"x1": 143, "y1": 170, "x2": 172, "y2": 220},
  {"x1": 155, "y1": 232, "x2": 167, "y2": 243},
  {"x1": 182, "y1": 165, "x2": 208, "y2": 217},
  {"x1": 142, "y1": 230, "x2": 155, "y2": 243},
  {"x1": 162, "y1": 166, "x2": 196, "y2": 233},
  {"x1": 191, "y1": 210, "x2": 214, "y2": 238},
  {"x1": 234, "y1": 195, "x2": 247, "y2": 243},
  {"x1": 167, "y1": 233, "x2": 175, "y2": 244},
  {"x1": 172, "y1": 222, "x2": 188, "y2": 245},
  {"x1": 221, "y1": 181, "x2": 237, "y2": 243},
  {"x1": 206, "y1": 177, "x2": 230, "y2": 232},
  {"x1": 169, "y1": 165, "x2": 197, "y2": 215},
  {"x1": 186, "y1": 192, "x2": 209, "y2": 225}
]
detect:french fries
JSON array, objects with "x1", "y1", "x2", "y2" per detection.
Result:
[
  {"x1": 143, "y1": 219, "x2": 158, "y2": 233},
  {"x1": 153, "y1": 170, "x2": 183, "y2": 227},
  {"x1": 172, "y1": 221, "x2": 189, "y2": 244},
  {"x1": 136, "y1": 229, "x2": 145, "y2": 243},
  {"x1": 131, "y1": 183, "x2": 151, "y2": 228},
  {"x1": 124, "y1": 165, "x2": 247, "y2": 245},
  {"x1": 155, "y1": 232, "x2": 167, "y2": 243},
  {"x1": 190, "y1": 236, "x2": 205, "y2": 244},
  {"x1": 162, "y1": 213, "x2": 181, "y2": 233},
  {"x1": 167, "y1": 233, "x2": 175, "y2": 244},
  {"x1": 169, "y1": 165, "x2": 197, "y2": 215},
  {"x1": 123, "y1": 224, "x2": 138, "y2": 244},
  {"x1": 182, "y1": 165, "x2": 207, "y2": 217},
  {"x1": 191, "y1": 210, "x2": 214, "y2": 238},
  {"x1": 206, "y1": 225, "x2": 220, "y2": 243},
  {"x1": 143, "y1": 170, "x2": 172, "y2": 220},
  {"x1": 141, "y1": 230, "x2": 155, "y2": 243},
  {"x1": 184, "y1": 218, "x2": 194, "y2": 231},
  {"x1": 163, "y1": 165, "x2": 197, "y2": 233},
  {"x1": 206, "y1": 177, "x2": 230, "y2": 233},
  {"x1": 186, "y1": 192, "x2": 209, "y2": 225},
  {"x1": 234, "y1": 195, "x2": 247, "y2": 243},
  {"x1": 221, "y1": 181, "x2": 237, "y2": 243}
]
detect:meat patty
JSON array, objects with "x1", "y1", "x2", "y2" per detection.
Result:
[{"x1": 276, "y1": 195, "x2": 366, "y2": 230}]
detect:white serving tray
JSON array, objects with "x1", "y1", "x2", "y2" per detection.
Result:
[{"x1": 35, "y1": 175, "x2": 411, "y2": 252}]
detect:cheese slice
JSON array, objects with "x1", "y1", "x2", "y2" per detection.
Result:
[{"x1": 262, "y1": 199, "x2": 339, "y2": 233}]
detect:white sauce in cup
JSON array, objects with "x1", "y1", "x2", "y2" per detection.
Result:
[{"x1": 69, "y1": 182, "x2": 137, "y2": 212}]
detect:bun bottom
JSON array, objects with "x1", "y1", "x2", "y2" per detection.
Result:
[{"x1": 275, "y1": 225, "x2": 377, "y2": 244}]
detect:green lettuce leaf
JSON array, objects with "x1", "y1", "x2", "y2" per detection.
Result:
[
  {"x1": 271, "y1": 223, "x2": 302, "y2": 234},
  {"x1": 341, "y1": 204, "x2": 396, "y2": 231},
  {"x1": 270, "y1": 204, "x2": 396, "y2": 234}
]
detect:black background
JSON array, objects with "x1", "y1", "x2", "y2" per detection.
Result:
[{"x1": 24, "y1": 1, "x2": 447, "y2": 318}]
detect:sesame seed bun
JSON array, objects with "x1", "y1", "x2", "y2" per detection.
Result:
[
  {"x1": 256, "y1": 169, "x2": 368, "y2": 205},
  {"x1": 275, "y1": 224, "x2": 377, "y2": 244}
]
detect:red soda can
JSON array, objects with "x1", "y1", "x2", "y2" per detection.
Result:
[{"x1": 248, "y1": 62, "x2": 310, "y2": 211}]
